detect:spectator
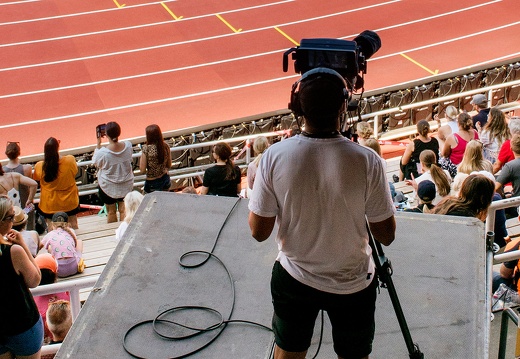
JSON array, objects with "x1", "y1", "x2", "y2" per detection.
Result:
[
  {"x1": 363, "y1": 138, "x2": 397, "y2": 201},
  {"x1": 33, "y1": 253, "x2": 70, "y2": 344},
  {"x1": 248, "y1": 68, "x2": 395, "y2": 359},
  {"x1": 46, "y1": 300, "x2": 72, "y2": 345},
  {"x1": 477, "y1": 107, "x2": 510, "y2": 164},
  {"x1": 406, "y1": 150, "x2": 451, "y2": 205},
  {"x1": 33, "y1": 137, "x2": 80, "y2": 229},
  {"x1": 41, "y1": 212, "x2": 84, "y2": 278},
  {"x1": 403, "y1": 180, "x2": 436, "y2": 213},
  {"x1": 181, "y1": 186, "x2": 197, "y2": 194},
  {"x1": 12, "y1": 205, "x2": 40, "y2": 257},
  {"x1": 93, "y1": 122, "x2": 134, "y2": 223},
  {"x1": 139, "y1": 124, "x2": 172, "y2": 194},
  {"x1": 356, "y1": 121, "x2": 374, "y2": 146},
  {"x1": 115, "y1": 191, "x2": 144, "y2": 241},
  {"x1": 456, "y1": 139, "x2": 493, "y2": 175},
  {"x1": 0, "y1": 195, "x2": 43, "y2": 359},
  {"x1": 247, "y1": 136, "x2": 269, "y2": 198},
  {"x1": 495, "y1": 134, "x2": 520, "y2": 198},
  {"x1": 493, "y1": 116, "x2": 520, "y2": 174},
  {"x1": 3, "y1": 141, "x2": 36, "y2": 230},
  {"x1": 0, "y1": 164, "x2": 37, "y2": 210},
  {"x1": 400, "y1": 119, "x2": 439, "y2": 180},
  {"x1": 493, "y1": 238, "x2": 520, "y2": 293},
  {"x1": 199, "y1": 142, "x2": 241, "y2": 197},
  {"x1": 432, "y1": 174, "x2": 495, "y2": 221},
  {"x1": 470, "y1": 94, "x2": 490, "y2": 129},
  {"x1": 435, "y1": 105, "x2": 460, "y2": 149},
  {"x1": 440, "y1": 112, "x2": 479, "y2": 177}
]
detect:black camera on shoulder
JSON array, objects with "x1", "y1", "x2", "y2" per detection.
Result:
[
  {"x1": 96, "y1": 124, "x2": 107, "y2": 138},
  {"x1": 283, "y1": 30, "x2": 381, "y2": 92}
]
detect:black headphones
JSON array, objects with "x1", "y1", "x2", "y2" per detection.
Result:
[{"x1": 289, "y1": 67, "x2": 350, "y2": 118}]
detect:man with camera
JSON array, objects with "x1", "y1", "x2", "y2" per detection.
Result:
[{"x1": 248, "y1": 67, "x2": 396, "y2": 358}]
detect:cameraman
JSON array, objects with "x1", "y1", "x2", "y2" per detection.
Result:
[{"x1": 248, "y1": 68, "x2": 396, "y2": 359}]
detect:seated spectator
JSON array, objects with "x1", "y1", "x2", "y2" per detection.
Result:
[
  {"x1": 440, "y1": 113, "x2": 479, "y2": 178},
  {"x1": 181, "y1": 186, "x2": 197, "y2": 194},
  {"x1": 361, "y1": 139, "x2": 397, "y2": 202},
  {"x1": 199, "y1": 142, "x2": 241, "y2": 197},
  {"x1": 33, "y1": 253, "x2": 70, "y2": 344},
  {"x1": 476, "y1": 107, "x2": 510, "y2": 164},
  {"x1": 400, "y1": 120, "x2": 439, "y2": 180},
  {"x1": 404, "y1": 180, "x2": 436, "y2": 213},
  {"x1": 41, "y1": 212, "x2": 84, "y2": 278},
  {"x1": 247, "y1": 136, "x2": 269, "y2": 198},
  {"x1": 115, "y1": 191, "x2": 144, "y2": 241},
  {"x1": 470, "y1": 94, "x2": 490, "y2": 129},
  {"x1": 3, "y1": 141, "x2": 36, "y2": 230},
  {"x1": 435, "y1": 105, "x2": 459, "y2": 149},
  {"x1": 12, "y1": 205, "x2": 40, "y2": 257},
  {"x1": 453, "y1": 139, "x2": 493, "y2": 190},
  {"x1": 356, "y1": 121, "x2": 374, "y2": 147},
  {"x1": 493, "y1": 238, "x2": 520, "y2": 293},
  {"x1": 46, "y1": 300, "x2": 72, "y2": 345},
  {"x1": 0, "y1": 164, "x2": 37, "y2": 210},
  {"x1": 406, "y1": 150, "x2": 451, "y2": 205},
  {"x1": 432, "y1": 174, "x2": 495, "y2": 221},
  {"x1": 496, "y1": 134, "x2": 520, "y2": 199},
  {"x1": 493, "y1": 117, "x2": 520, "y2": 174}
]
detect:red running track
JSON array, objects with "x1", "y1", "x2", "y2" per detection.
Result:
[{"x1": 0, "y1": 0, "x2": 519, "y2": 157}]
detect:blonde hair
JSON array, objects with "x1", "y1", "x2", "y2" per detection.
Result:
[
  {"x1": 46, "y1": 300, "x2": 72, "y2": 339},
  {"x1": 124, "y1": 191, "x2": 144, "y2": 223},
  {"x1": 457, "y1": 140, "x2": 493, "y2": 174},
  {"x1": 252, "y1": 136, "x2": 269, "y2": 167},
  {"x1": 357, "y1": 122, "x2": 374, "y2": 139},
  {"x1": 445, "y1": 105, "x2": 459, "y2": 120},
  {"x1": 364, "y1": 138, "x2": 381, "y2": 156}
]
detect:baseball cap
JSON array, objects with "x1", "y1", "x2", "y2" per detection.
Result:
[
  {"x1": 470, "y1": 94, "x2": 487, "y2": 106},
  {"x1": 417, "y1": 180, "x2": 436, "y2": 203},
  {"x1": 35, "y1": 253, "x2": 58, "y2": 273},
  {"x1": 52, "y1": 211, "x2": 68, "y2": 223}
]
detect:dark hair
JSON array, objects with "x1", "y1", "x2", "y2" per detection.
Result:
[
  {"x1": 213, "y1": 142, "x2": 236, "y2": 181},
  {"x1": 433, "y1": 174, "x2": 494, "y2": 218},
  {"x1": 458, "y1": 113, "x2": 473, "y2": 131},
  {"x1": 105, "y1": 122, "x2": 121, "y2": 142},
  {"x1": 5, "y1": 142, "x2": 20, "y2": 160},
  {"x1": 43, "y1": 137, "x2": 60, "y2": 183},
  {"x1": 145, "y1": 124, "x2": 168, "y2": 166},
  {"x1": 40, "y1": 268, "x2": 57, "y2": 285},
  {"x1": 298, "y1": 74, "x2": 345, "y2": 128}
]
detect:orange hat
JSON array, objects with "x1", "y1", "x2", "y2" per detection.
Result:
[{"x1": 35, "y1": 253, "x2": 58, "y2": 273}]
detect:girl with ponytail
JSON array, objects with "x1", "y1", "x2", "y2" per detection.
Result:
[{"x1": 200, "y1": 142, "x2": 241, "y2": 197}]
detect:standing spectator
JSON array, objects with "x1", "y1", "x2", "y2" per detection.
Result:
[
  {"x1": 41, "y1": 212, "x2": 84, "y2": 278},
  {"x1": 493, "y1": 117, "x2": 520, "y2": 174},
  {"x1": 139, "y1": 124, "x2": 171, "y2": 194},
  {"x1": 93, "y1": 122, "x2": 134, "y2": 223},
  {"x1": 248, "y1": 68, "x2": 395, "y2": 359},
  {"x1": 0, "y1": 196, "x2": 43, "y2": 359},
  {"x1": 33, "y1": 253, "x2": 70, "y2": 344},
  {"x1": 440, "y1": 113, "x2": 479, "y2": 177},
  {"x1": 476, "y1": 107, "x2": 510, "y2": 164},
  {"x1": 400, "y1": 119, "x2": 439, "y2": 180},
  {"x1": 46, "y1": 300, "x2": 72, "y2": 345},
  {"x1": 199, "y1": 142, "x2": 241, "y2": 197},
  {"x1": 115, "y1": 191, "x2": 144, "y2": 241},
  {"x1": 406, "y1": 150, "x2": 451, "y2": 205},
  {"x1": 247, "y1": 136, "x2": 269, "y2": 198},
  {"x1": 4, "y1": 141, "x2": 36, "y2": 230},
  {"x1": 435, "y1": 105, "x2": 459, "y2": 150},
  {"x1": 433, "y1": 174, "x2": 495, "y2": 221},
  {"x1": 470, "y1": 94, "x2": 490, "y2": 129},
  {"x1": 33, "y1": 137, "x2": 80, "y2": 229},
  {"x1": 12, "y1": 205, "x2": 40, "y2": 257}
]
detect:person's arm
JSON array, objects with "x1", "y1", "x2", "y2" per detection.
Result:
[
  {"x1": 368, "y1": 215, "x2": 396, "y2": 246},
  {"x1": 500, "y1": 264, "x2": 515, "y2": 279},
  {"x1": 7, "y1": 230, "x2": 41, "y2": 288},
  {"x1": 199, "y1": 186, "x2": 209, "y2": 195},
  {"x1": 400, "y1": 141, "x2": 414, "y2": 165},
  {"x1": 17, "y1": 173, "x2": 38, "y2": 206},
  {"x1": 164, "y1": 142, "x2": 172, "y2": 169},
  {"x1": 248, "y1": 212, "x2": 276, "y2": 242},
  {"x1": 139, "y1": 148, "x2": 147, "y2": 174},
  {"x1": 441, "y1": 135, "x2": 454, "y2": 158}
]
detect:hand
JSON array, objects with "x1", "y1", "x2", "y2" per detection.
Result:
[
  {"x1": 475, "y1": 122, "x2": 482, "y2": 132},
  {"x1": 5, "y1": 229, "x2": 23, "y2": 246}
]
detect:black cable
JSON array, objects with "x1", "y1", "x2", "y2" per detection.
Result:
[{"x1": 122, "y1": 198, "x2": 274, "y2": 358}]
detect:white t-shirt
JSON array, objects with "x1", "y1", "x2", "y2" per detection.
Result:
[
  {"x1": 249, "y1": 135, "x2": 395, "y2": 294},
  {"x1": 414, "y1": 169, "x2": 452, "y2": 205},
  {"x1": 93, "y1": 141, "x2": 134, "y2": 199}
]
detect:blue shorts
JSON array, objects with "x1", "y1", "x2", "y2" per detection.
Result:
[
  {"x1": 143, "y1": 173, "x2": 171, "y2": 193},
  {"x1": 270, "y1": 261, "x2": 377, "y2": 358},
  {"x1": 0, "y1": 315, "x2": 43, "y2": 356}
]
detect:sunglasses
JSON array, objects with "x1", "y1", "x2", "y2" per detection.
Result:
[{"x1": 2, "y1": 215, "x2": 14, "y2": 223}]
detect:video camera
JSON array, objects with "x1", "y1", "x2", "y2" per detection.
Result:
[{"x1": 282, "y1": 30, "x2": 381, "y2": 92}]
